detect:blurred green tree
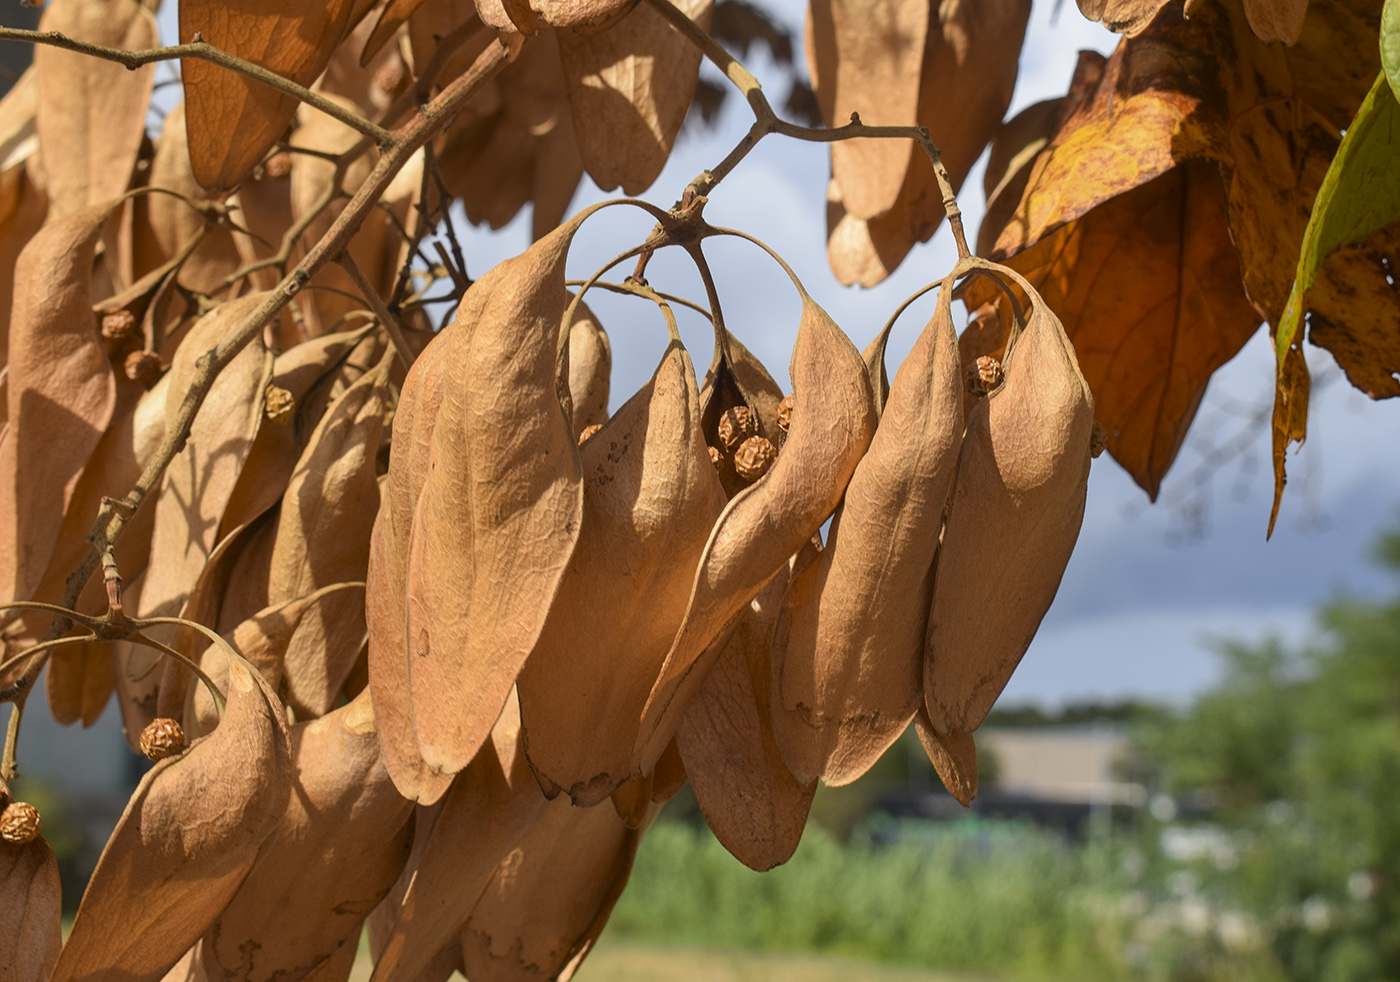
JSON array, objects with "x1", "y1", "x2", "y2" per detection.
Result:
[{"x1": 1142, "y1": 517, "x2": 1400, "y2": 982}]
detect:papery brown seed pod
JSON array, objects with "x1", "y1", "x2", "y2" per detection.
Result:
[
  {"x1": 263, "y1": 384, "x2": 295, "y2": 425},
  {"x1": 100, "y1": 309, "x2": 137, "y2": 342},
  {"x1": 0, "y1": 802, "x2": 40, "y2": 845},
  {"x1": 771, "y1": 271, "x2": 963, "y2": 787},
  {"x1": 139, "y1": 718, "x2": 186, "y2": 761},
  {"x1": 578, "y1": 423, "x2": 602, "y2": 445},
  {"x1": 925, "y1": 262, "x2": 1094, "y2": 737},
  {"x1": 733, "y1": 435, "x2": 777, "y2": 482},
  {"x1": 0, "y1": 775, "x2": 61, "y2": 979},
  {"x1": 717, "y1": 405, "x2": 758, "y2": 452},
  {"x1": 777, "y1": 394, "x2": 793, "y2": 431},
  {"x1": 123, "y1": 350, "x2": 162, "y2": 388},
  {"x1": 966, "y1": 354, "x2": 1004, "y2": 396},
  {"x1": 708, "y1": 445, "x2": 723, "y2": 471}
]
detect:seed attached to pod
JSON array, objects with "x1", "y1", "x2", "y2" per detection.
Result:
[
  {"x1": 708, "y1": 446, "x2": 724, "y2": 471},
  {"x1": 0, "y1": 801, "x2": 40, "y2": 844},
  {"x1": 578, "y1": 423, "x2": 603, "y2": 445},
  {"x1": 101, "y1": 309, "x2": 137, "y2": 342},
  {"x1": 965, "y1": 355, "x2": 1004, "y2": 396},
  {"x1": 734, "y1": 435, "x2": 777, "y2": 482},
  {"x1": 1090, "y1": 420, "x2": 1108, "y2": 458},
  {"x1": 124, "y1": 350, "x2": 163, "y2": 388},
  {"x1": 263, "y1": 151, "x2": 293, "y2": 179},
  {"x1": 717, "y1": 405, "x2": 758, "y2": 452},
  {"x1": 139, "y1": 718, "x2": 188, "y2": 761},
  {"x1": 264, "y1": 384, "x2": 295, "y2": 425},
  {"x1": 776, "y1": 394, "x2": 794, "y2": 431}
]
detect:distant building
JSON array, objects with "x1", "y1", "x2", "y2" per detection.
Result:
[{"x1": 877, "y1": 723, "x2": 1152, "y2": 837}]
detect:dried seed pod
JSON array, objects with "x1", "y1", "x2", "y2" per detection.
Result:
[
  {"x1": 777, "y1": 393, "x2": 793, "y2": 431},
  {"x1": 518, "y1": 331, "x2": 726, "y2": 807},
  {"x1": 187, "y1": 691, "x2": 415, "y2": 982},
  {"x1": 567, "y1": 300, "x2": 611, "y2": 437},
  {"x1": 577, "y1": 423, "x2": 602, "y2": 444},
  {"x1": 123, "y1": 350, "x2": 162, "y2": 388},
  {"x1": 263, "y1": 383, "x2": 295, "y2": 424},
  {"x1": 100, "y1": 309, "x2": 137, "y2": 342},
  {"x1": 635, "y1": 292, "x2": 877, "y2": 774},
  {"x1": 771, "y1": 273, "x2": 963, "y2": 787},
  {"x1": 139, "y1": 718, "x2": 186, "y2": 761},
  {"x1": 717, "y1": 405, "x2": 758, "y2": 452},
  {"x1": 733, "y1": 434, "x2": 777, "y2": 482},
  {"x1": 678, "y1": 556, "x2": 816, "y2": 871},
  {"x1": 966, "y1": 354, "x2": 1004, "y2": 396},
  {"x1": 0, "y1": 802, "x2": 40, "y2": 844},
  {"x1": 925, "y1": 262, "x2": 1094, "y2": 737},
  {"x1": 914, "y1": 706, "x2": 978, "y2": 807},
  {"x1": 52, "y1": 658, "x2": 292, "y2": 982}
]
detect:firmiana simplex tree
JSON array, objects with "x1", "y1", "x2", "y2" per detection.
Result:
[{"x1": 0, "y1": 0, "x2": 1397, "y2": 977}]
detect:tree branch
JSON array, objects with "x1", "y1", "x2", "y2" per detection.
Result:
[
  {"x1": 0, "y1": 27, "x2": 394, "y2": 149},
  {"x1": 638, "y1": 0, "x2": 970, "y2": 258}
]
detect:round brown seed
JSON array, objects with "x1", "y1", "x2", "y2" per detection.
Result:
[
  {"x1": 777, "y1": 394, "x2": 794, "y2": 431},
  {"x1": 708, "y1": 446, "x2": 724, "y2": 471},
  {"x1": 265, "y1": 384, "x2": 296, "y2": 425},
  {"x1": 101, "y1": 309, "x2": 138, "y2": 342},
  {"x1": 0, "y1": 801, "x2": 40, "y2": 845},
  {"x1": 140, "y1": 717, "x2": 187, "y2": 761},
  {"x1": 124, "y1": 350, "x2": 163, "y2": 389},
  {"x1": 733, "y1": 435, "x2": 777, "y2": 482},
  {"x1": 717, "y1": 405, "x2": 758, "y2": 452},
  {"x1": 965, "y1": 355, "x2": 1004, "y2": 396}
]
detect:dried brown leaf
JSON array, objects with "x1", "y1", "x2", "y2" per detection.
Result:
[
  {"x1": 771, "y1": 275, "x2": 963, "y2": 786},
  {"x1": 0, "y1": 777, "x2": 61, "y2": 982},
  {"x1": 808, "y1": 0, "x2": 927, "y2": 219},
  {"x1": 180, "y1": 0, "x2": 358, "y2": 191},
  {"x1": 925, "y1": 264, "x2": 1094, "y2": 736},
  {"x1": 187, "y1": 691, "x2": 413, "y2": 981},
  {"x1": 679, "y1": 563, "x2": 814, "y2": 870},
  {"x1": 635, "y1": 292, "x2": 876, "y2": 773},
  {"x1": 53, "y1": 657, "x2": 292, "y2": 982},
  {"x1": 34, "y1": 0, "x2": 156, "y2": 217},
  {"x1": 558, "y1": 0, "x2": 712, "y2": 194},
  {"x1": 518, "y1": 333, "x2": 726, "y2": 806}
]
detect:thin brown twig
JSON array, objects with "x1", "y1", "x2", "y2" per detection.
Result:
[
  {"x1": 339, "y1": 252, "x2": 415, "y2": 371},
  {"x1": 638, "y1": 0, "x2": 970, "y2": 258},
  {"x1": 0, "y1": 28, "x2": 393, "y2": 149}
]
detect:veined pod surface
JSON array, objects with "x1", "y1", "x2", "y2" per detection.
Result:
[
  {"x1": 183, "y1": 690, "x2": 413, "y2": 981},
  {"x1": 53, "y1": 657, "x2": 292, "y2": 982},
  {"x1": 635, "y1": 292, "x2": 876, "y2": 774},
  {"x1": 399, "y1": 215, "x2": 587, "y2": 787},
  {"x1": 678, "y1": 548, "x2": 817, "y2": 871},
  {"x1": 366, "y1": 326, "x2": 455, "y2": 804},
  {"x1": 772, "y1": 271, "x2": 963, "y2": 786},
  {"x1": 519, "y1": 327, "x2": 726, "y2": 807},
  {"x1": 924, "y1": 261, "x2": 1094, "y2": 736},
  {"x1": 371, "y1": 692, "x2": 550, "y2": 982}
]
